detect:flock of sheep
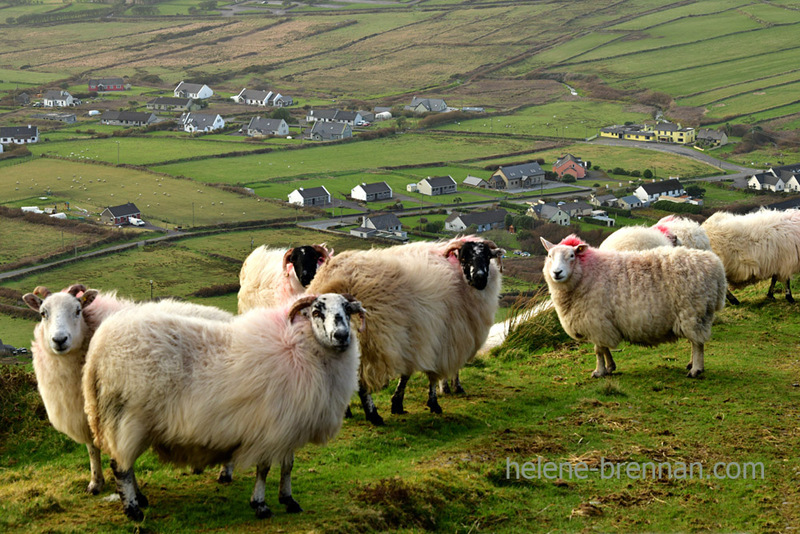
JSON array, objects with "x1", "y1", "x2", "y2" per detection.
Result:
[{"x1": 21, "y1": 207, "x2": 800, "y2": 523}]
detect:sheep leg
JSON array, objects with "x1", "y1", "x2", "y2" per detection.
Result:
[
  {"x1": 426, "y1": 374, "x2": 443, "y2": 414},
  {"x1": 390, "y1": 375, "x2": 410, "y2": 415},
  {"x1": 452, "y1": 372, "x2": 465, "y2": 394},
  {"x1": 438, "y1": 373, "x2": 465, "y2": 395},
  {"x1": 278, "y1": 455, "x2": 303, "y2": 513},
  {"x1": 86, "y1": 443, "x2": 105, "y2": 495},
  {"x1": 344, "y1": 406, "x2": 353, "y2": 418},
  {"x1": 439, "y1": 378, "x2": 452, "y2": 395},
  {"x1": 767, "y1": 275, "x2": 778, "y2": 300},
  {"x1": 249, "y1": 463, "x2": 273, "y2": 519},
  {"x1": 687, "y1": 342, "x2": 704, "y2": 378},
  {"x1": 591, "y1": 345, "x2": 611, "y2": 378},
  {"x1": 725, "y1": 289, "x2": 740, "y2": 305},
  {"x1": 217, "y1": 462, "x2": 234, "y2": 484},
  {"x1": 110, "y1": 459, "x2": 145, "y2": 522},
  {"x1": 604, "y1": 352, "x2": 617, "y2": 373},
  {"x1": 785, "y1": 278, "x2": 795, "y2": 303},
  {"x1": 357, "y1": 383, "x2": 384, "y2": 426}
]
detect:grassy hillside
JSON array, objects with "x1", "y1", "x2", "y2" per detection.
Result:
[{"x1": 1, "y1": 282, "x2": 799, "y2": 532}]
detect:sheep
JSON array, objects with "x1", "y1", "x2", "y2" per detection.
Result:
[
  {"x1": 238, "y1": 244, "x2": 333, "y2": 313},
  {"x1": 598, "y1": 224, "x2": 678, "y2": 251},
  {"x1": 82, "y1": 293, "x2": 365, "y2": 521},
  {"x1": 307, "y1": 236, "x2": 504, "y2": 425},
  {"x1": 654, "y1": 215, "x2": 711, "y2": 251},
  {"x1": 541, "y1": 234, "x2": 726, "y2": 378},
  {"x1": 22, "y1": 284, "x2": 233, "y2": 495},
  {"x1": 702, "y1": 208, "x2": 800, "y2": 304}
]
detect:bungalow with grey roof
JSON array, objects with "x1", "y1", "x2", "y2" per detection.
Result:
[
  {"x1": 527, "y1": 203, "x2": 570, "y2": 226},
  {"x1": 633, "y1": 179, "x2": 685, "y2": 204},
  {"x1": 305, "y1": 121, "x2": 352, "y2": 141},
  {"x1": 288, "y1": 186, "x2": 331, "y2": 207},
  {"x1": 174, "y1": 81, "x2": 213, "y2": 100},
  {"x1": 0, "y1": 125, "x2": 39, "y2": 144},
  {"x1": 100, "y1": 111, "x2": 158, "y2": 127},
  {"x1": 178, "y1": 112, "x2": 225, "y2": 133},
  {"x1": 463, "y1": 175, "x2": 489, "y2": 189},
  {"x1": 405, "y1": 96, "x2": 448, "y2": 114},
  {"x1": 351, "y1": 182, "x2": 392, "y2": 202},
  {"x1": 88, "y1": 77, "x2": 127, "y2": 91},
  {"x1": 100, "y1": 202, "x2": 141, "y2": 226},
  {"x1": 417, "y1": 175, "x2": 457, "y2": 196},
  {"x1": 445, "y1": 209, "x2": 507, "y2": 233},
  {"x1": 147, "y1": 97, "x2": 200, "y2": 112},
  {"x1": 43, "y1": 90, "x2": 75, "y2": 108},
  {"x1": 244, "y1": 117, "x2": 289, "y2": 137}
]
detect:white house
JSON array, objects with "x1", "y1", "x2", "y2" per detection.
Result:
[
  {"x1": 417, "y1": 175, "x2": 457, "y2": 196},
  {"x1": 288, "y1": 186, "x2": 331, "y2": 207},
  {"x1": 42, "y1": 90, "x2": 75, "y2": 108},
  {"x1": 174, "y1": 81, "x2": 213, "y2": 100},
  {"x1": 633, "y1": 179, "x2": 685, "y2": 204},
  {"x1": 527, "y1": 203, "x2": 570, "y2": 226},
  {"x1": 244, "y1": 117, "x2": 289, "y2": 137},
  {"x1": 785, "y1": 175, "x2": 800, "y2": 192},
  {"x1": 179, "y1": 113, "x2": 225, "y2": 133},
  {"x1": 306, "y1": 109, "x2": 364, "y2": 126},
  {"x1": 463, "y1": 175, "x2": 489, "y2": 189},
  {"x1": 445, "y1": 209, "x2": 507, "y2": 233},
  {"x1": 0, "y1": 125, "x2": 39, "y2": 144},
  {"x1": 351, "y1": 182, "x2": 392, "y2": 202},
  {"x1": 232, "y1": 88, "x2": 273, "y2": 106},
  {"x1": 748, "y1": 172, "x2": 785, "y2": 192},
  {"x1": 617, "y1": 195, "x2": 644, "y2": 210}
]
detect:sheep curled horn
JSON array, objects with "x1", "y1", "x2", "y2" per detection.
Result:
[
  {"x1": 289, "y1": 293, "x2": 367, "y2": 332},
  {"x1": 444, "y1": 239, "x2": 504, "y2": 273}
]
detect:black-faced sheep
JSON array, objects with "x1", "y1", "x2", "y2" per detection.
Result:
[
  {"x1": 238, "y1": 244, "x2": 333, "y2": 313},
  {"x1": 702, "y1": 209, "x2": 800, "y2": 304},
  {"x1": 82, "y1": 293, "x2": 365, "y2": 521},
  {"x1": 22, "y1": 284, "x2": 233, "y2": 495},
  {"x1": 307, "y1": 236, "x2": 504, "y2": 425},
  {"x1": 541, "y1": 235, "x2": 726, "y2": 378}
]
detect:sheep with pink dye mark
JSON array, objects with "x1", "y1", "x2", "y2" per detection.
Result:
[{"x1": 541, "y1": 235, "x2": 726, "y2": 378}]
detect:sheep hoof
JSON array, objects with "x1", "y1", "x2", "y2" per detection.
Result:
[
  {"x1": 279, "y1": 495, "x2": 303, "y2": 513},
  {"x1": 787, "y1": 295, "x2": 796, "y2": 303},
  {"x1": 253, "y1": 503, "x2": 273, "y2": 519},
  {"x1": 687, "y1": 369, "x2": 704, "y2": 378},
  {"x1": 123, "y1": 504, "x2": 144, "y2": 522},
  {"x1": 217, "y1": 472, "x2": 233, "y2": 484},
  {"x1": 426, "y1": 399, "x2": 443, "y2": 414},
  {"x1": 366, "y1": 412, "x2": 385, "y2": 426},
  {"x1": 86, "y1": 480, "x2": 104, "y2": 495},
  {"x1": 390, "y1": 399, "x2": 407, "y2": 415},
  {"x1": 767, "y1": 294, "x2": 776, "y2": 301},
  {"x1": 454, "y1": 385, "x2": 466, "y2": 394},
  {"x1": 590, "y1": 370, "x2": 607, "y2": 378},
  {"x1": 344, "y1": 406, "x2": 353, "y2": 418},
  {"x1": 440, "y1": 382, "x2": 452, "y2": 395},
  {"x1": 136, "y1": 492, "x2": 149, "y2": 509}
]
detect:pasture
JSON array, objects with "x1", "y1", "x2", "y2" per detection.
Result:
[
  {"x1": 1, "y1": 281, "x2": 799, "y2": 532},
  {"x1": 0, "y1": 158, "x2": 297, "y2": 227}
]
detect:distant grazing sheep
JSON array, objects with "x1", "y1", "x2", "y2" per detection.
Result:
[
  {"x1": 307, "y1": 236, "x2": 503, "y2": 425},
  {"x1": 238, "y1": 244, "x2": 333, "y2": 313},
  {"x1": 23, "y1": 284, "x2": 233, "y2": 495},
  {"x1": 541, "y1": 235, "x2": 726, "y2": 378},
  {"x1": 702, "y1": 209, "x2": 800, "y2": 304},
  {"x1": 83, "y1": 293, "x2": 365, "y2": 521}
]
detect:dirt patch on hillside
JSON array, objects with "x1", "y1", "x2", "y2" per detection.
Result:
[{"x1": 446, "y1": 78, "x2": 567, "y2": 109}]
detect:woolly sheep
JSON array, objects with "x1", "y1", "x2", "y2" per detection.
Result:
[
  {"x1": 22, "y1": 284, "x2": 233, "y2": 495},
  {"x1": 541, "y1": 235, "x2": 726, "y2": 378},
  {"x1": 702, "y1": 209, "x2": 800, "y2": 304},
  {"x1": 654, "y1": 215, "x2": 711, "y2": 251},
  {"x1": 599, "y1": 224, "x2": 678, "y2": 251},
  {"x1": 82, "y1": 293, "x2": 365, "y2": 521},
  {"x1": 238, "y1": 244, "x2": 333, "y2": 313},
  {"x1": 307, "y1": 236, "x2": 504, "y2": 425}
]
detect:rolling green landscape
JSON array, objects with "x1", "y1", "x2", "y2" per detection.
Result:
[{"x1": 2, "y1": 0, "x2": 800, "y2": 532}]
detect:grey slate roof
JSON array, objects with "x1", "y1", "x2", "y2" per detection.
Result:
[
  {"x1": 359, "y1": 182, "x2": 391, "y2": 194},
  {"x1": 106, "y1": 202, "x2": 140, "y2": 217},
  {"x1": 100, "y1": 111, "x2": 154, "y2": 123},
  {"x1": 148, "y1": 96, "x2": 193, "y2": 106},
  {"x1": 640, "y1": 179, "x2": 684, "y2": 195},
  {"x1": 498, "y1": 162, "x2": 544, "y2": 178},
  {"x1": 0, "y1": 125, "x2": 38, "y2": 139},
  {"x1": 247, "y1": 117, "x2": 283, "y2": 133},
  {"x1": 175, "y1": 82, "x2": 206, "y2": 93},
  {"x1": 365, "y1": 213, "x2": 401, "y2": 230},
  {"x1": 89, "y1": 77, "x2": 125, "y2": 86},
  {"x1": 296, "y1": 186, "x2": 329, "y2": 199},
  {"x1": 423, "y1": 175, "x2": 457, "y2": 187}
]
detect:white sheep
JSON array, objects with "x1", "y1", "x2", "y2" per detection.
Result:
[
  {"x1": 82, "y1": 293, "x2": 365, "y2": 521},
  {"x1": 654, "y1": 215, "x2": 711, "y2": 251},
  {"x1": 598, "y1": 224, "x2": 678, "y2": 251},
  {"x1": 307, "y1": 236, "x2": 504, "y2": 425},
  {"x1": 702, "y1": 208, "x2": 800, "y2": 303},
  {"x1": 22, "y1": 284, "x2": 234, "y2": 495},
  {"x1": 238, "y1": 244, "x2": 333, "y2": 313},
  {"x1": 541, "y1": 234, "x2": 726, "y2": 378}
]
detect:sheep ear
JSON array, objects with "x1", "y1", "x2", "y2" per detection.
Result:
[
  {"x1": 282, "y1": 248, "x2": 294, "y2": 276},
  {"x1": 81, "y1": 289, "x2": 99, "y2": 309},
  {"x1": 540, "y1": 237, "x2": 555, "y2": 251},
  {"x1": 575, "y1": 244, "x2": 589, "y2": 254},
  {"x1": 66, "y1": 283, "x2": 87, "y2": 297},
  {"x1": 23, "y1": 293, "x2": 42, "y2": 312}
]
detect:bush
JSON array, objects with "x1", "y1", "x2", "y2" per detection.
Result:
[
  {"x1": 651, "y1": 200, "x2": 703, "y2": 214},
  {"x1": 643, "y1": 169, "x2": 653, "y2": 179},
  {"x1": 561, "y1": 174, "x2": 576, "y2": 183}
]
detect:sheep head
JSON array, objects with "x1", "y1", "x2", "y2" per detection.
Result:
[
  {"x1": 541, "y1": 236, "x2": 589, "y2": 285},
  {"x1": 23, "y1": 284, "x2": 100, "y2": 355},
  {"x1": 283, "y1": 244, "x2": 333, "y2": 287},
  {"x1": 289, "y1": 293, "x2": 366, "y2": 352},
  {"x1": 444, "y1": 238, "x2": 505, "y2": 290}
]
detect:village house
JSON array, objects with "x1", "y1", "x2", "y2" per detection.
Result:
[
  {"x1": 748, "y1": 164, "x2": 800, "y2": 192},
  {"x1": 244, "y1": 117, "x2": 289, "y2": 137},
  {"x1": 633, "y1": 179, "x2": 686, "y2": 204},
  {"x1": 748, "y1": 172, "x2": 784, "y2": 192},
  {"x1": 100, "y1": 202, "x2": 141, "y2": 226},
  {"x1": 305, "y1": 121, "x2": 352, "y2": 141},
  {"x1": 405, "y1": 96, "x2": 449, "y2": 114},
  {"x1": 174, "y1": 81, "x2": 213, "y2": 100},
  {"x1": 42, "y1": 90, "x2": 75, "y2": 108},
  {"x1": 561, "y1": 200, "x2": 593, "y2": 217},
  {"x1": 445, "y1": 209, "x2": 507, "y2": 233},
  {"x1": 88, "y1": 77, "x2": 128, "y2": 92},
  {"x1": 600, "y1": 122, "x2": 695, "y2": 145},
  {"x1": 231, "y1": 89, "x2": 293, "y2": 107},
  {"x1": 617, "y1": 195, "x2": 644, "y2": 210},
  {"x1": 417, "y1": 175, "x2": 457, "y2": 196},
  {"x1": 463, "y1": 175, "x2": 489, "y2": 189},
  {"x1": 33, "y1": 112, "x2": 76, "y2": 124},
  {"x1": 589, "y1": 193, "x2": 617, "y2": 207},
  {"x1": 696, "y1": 128, "x2": 728, "y2": 147},
  {"x1": 100, "y1": 111, "x2": 158, "y2": 127},
  {"x1": 491, "y1": 162, "x2": 545, "y2": 190},
  {"x1": 288, "y1": 186, "x2": 331, "y2": 207},
  {"x1": 527, "y1": 202, "x2": 570, "y2": 226},
  {"x1": 552, "y1": 154, "x2": 587, "y2": 179},
  {"x1": 0, "y1": 125, "x2": 39, "y2": 144},
  {"x1": 178, "y1": 113, "x2": 225, "y2": 133},
  {"x1": 146, "y1": 97, "x2": 200, "y2": 112},
  {"x1": 351, "y1": 213, "x2": 407, "y2": 241},
  {"x1": 351, "y1": 182, "x2": 392, "y2": 202},
  {"x1": 306, "y1": 109, "x2": 364, "y2": 126}
]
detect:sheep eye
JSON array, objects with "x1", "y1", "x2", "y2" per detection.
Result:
[
  {"x1": 311, "y1": 310, "x2": 322, "y2": 319},
  {"x1": 75, "y1": 308, "x2": 81, "y2": 317},
  {"x1": 41, "y1": 310, "x2": 48, "y2": 319}
]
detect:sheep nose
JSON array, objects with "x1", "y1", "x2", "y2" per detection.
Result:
[
  {"x1": 52, "y1": 335, "x2": 68, "y2": 349},
  {"x1": 333, "y1": 329, "x2": 349, "y2": 343},
  {"x1": 552, "y1": 269, "x2": 563, "y2": 280}
]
